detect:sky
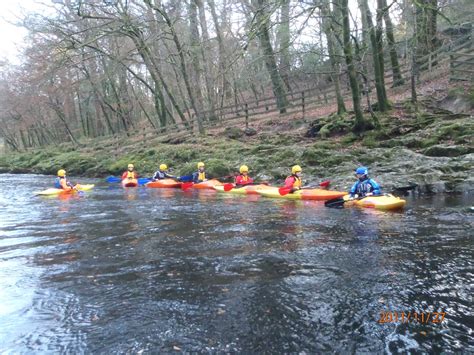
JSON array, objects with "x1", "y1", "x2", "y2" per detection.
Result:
[{"x1": 0, "y1": 0, "x2": 47, "y2": 64}]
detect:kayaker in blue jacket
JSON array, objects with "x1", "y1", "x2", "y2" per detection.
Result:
[
  {"x1": 349, "y1": 166, "x2": 381, "y2": 198},
  {"x1": 152, "y1": 164, "x2": 176, "y2": 180}
]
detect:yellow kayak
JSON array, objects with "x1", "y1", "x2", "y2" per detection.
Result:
[
  {"x1": 35, "y1": 184, "x2": 95, "y2": 196},
  {"x1": 256, "y1": 186, "x2": 347, "y2": 200},
  {"x1": 213, "y1": 184, "x2": 271, "y2": 195},
  {"x1": 343, "y1": 194, "x2": 406, "y2": 211}
]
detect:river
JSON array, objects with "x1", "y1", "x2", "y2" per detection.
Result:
[{"x1": 0, "y1": 174, "x2": 472, "y2": 353}]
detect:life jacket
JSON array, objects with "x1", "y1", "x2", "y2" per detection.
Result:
[
  {"x1": 288, "y1": 174, "x2": 302, "y2": 189},
  {"x1": 354, "y1": 178, "x2": 377, "y2": 195},
  {"x1": 127, "y1": 171, "x2": 135, "y2": 179},
  {"x1": 241, "y1": 175, "x2": 249, "y2": 182},
  {"x1": 54, "y1": 177, "x2": 63, "y2": 189},
  {"x1": 198, "y1": 171, "x2": 206, "y2": 181}
]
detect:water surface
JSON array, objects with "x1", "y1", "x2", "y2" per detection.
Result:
[{"x1": 0, "y1": 174, "x2": 472, "y2": 353}]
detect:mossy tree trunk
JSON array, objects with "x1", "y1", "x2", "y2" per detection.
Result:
[
  {"x1": 252, "y1": 0, "x2": 289, "y2": 113},
  {"x1": 360, "y1": 0, "x2": 389, "y2": 112},
  {"x1": 381, "y1": 0, "x2": 404, "y2": 86},
  {"x1": 339, "y1": 0, "x2": 366, "y2": 133},
  {"x1": 320, "y1": 0, "x2": 346, "y2": 114}
]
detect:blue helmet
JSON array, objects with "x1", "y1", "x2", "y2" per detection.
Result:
[{"x1": 355, "y1": 166, "x2": 368, "y2": 175}]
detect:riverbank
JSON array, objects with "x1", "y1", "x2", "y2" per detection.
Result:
[{"x1": 1, "y1": 92, "x2": 473, "y2": 195}]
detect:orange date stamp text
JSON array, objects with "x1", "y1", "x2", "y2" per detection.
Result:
[{"x1": 378, "y1": 311, "x2": 446, "y2": 324}]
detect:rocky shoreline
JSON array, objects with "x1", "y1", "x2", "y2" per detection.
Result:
[{"x1": 1, "y1": 97, "x2": 472, "y2": 195}]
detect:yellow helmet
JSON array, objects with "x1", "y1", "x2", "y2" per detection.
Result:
[
  {"x1": 159, "y1": 164, "x2": 168, "y2": 171},
  {"x1": 239, "y1": 165, "x2": 249, "y2": 173},
  {"x1": 128, "y1": 164, "x2": 134, "y2": 169},
  {"x1": 292, "y1": 165, "x2": 302, "y2": 174},
  {"x1": 57, "y1": 169, "x2": 66, "y2": 177},
  {"x1": 197, "y1": 162, "x2": 205, "y2": 168}
]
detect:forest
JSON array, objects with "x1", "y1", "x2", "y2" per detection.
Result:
[{"x1": 0, "y1": 0, "x2": 471, "y2": 149}]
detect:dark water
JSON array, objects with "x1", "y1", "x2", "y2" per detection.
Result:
[{"x1": 0, "y1": 174, "x2": 472, "y2": 353}]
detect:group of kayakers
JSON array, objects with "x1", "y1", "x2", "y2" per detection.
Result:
[{"x1": 54, "y1": 162, "x2": 381, "y2": 199}]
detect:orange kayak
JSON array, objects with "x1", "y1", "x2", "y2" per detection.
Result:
[
  {"x1": 146, "y1": 179, "x2": 182, "y2": 188},
  {"x1": 122, "y1": 178, "x2": 138, "y2": 187},
  {"x1": 192, "y1": 179, "x2": 223, "y2": 189}
]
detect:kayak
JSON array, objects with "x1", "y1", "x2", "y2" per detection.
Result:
[
  {"x1": 192, "y1": 179, "x2": 223, "y2": 189},
  {"x1": 35, "y1": 184, "x2": 95, "y2": 196},
  {"x1": 256, "y1": 186, "x2": 346, "y2": 200},
  {"x1": 214, "y1": 184, "x2": 271, "y2": 195},
  {"x1": 146, "y1": 179, "x2": 181, "y2": 188},
  {"x1": 122, "y1": 179, "x2": 138, "y2": 187},
  {"x1": 343, "y1": 194, "x2": 406, "y2": 211}
]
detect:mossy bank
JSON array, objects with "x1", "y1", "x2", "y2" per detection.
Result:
[{"x1": 1, "y1": 98, "x2": 473, "y2": 195}]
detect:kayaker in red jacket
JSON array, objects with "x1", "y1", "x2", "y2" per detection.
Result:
[
  {"x1": 235, "y1": 165, "x2": 254, "y2": 186},
  {"x1": 122, "y1": 164, "x2": 139, "y2": 180},
  {"x1": 284, "y1": 165, "x2": 302, "y2": 193}
]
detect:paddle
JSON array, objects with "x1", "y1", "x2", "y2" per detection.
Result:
[
  {"x1": 177, "y1": 175, "x2": 193, "y2": 182},
  {"x1": 279, "y1": 180, "x2": 331, "y2": 196},
  {"x1": 180, "y1": 182, "x2": 194, "y2": 190},
  {"x1": 106, "y1": 176, "x2": 121, "y2": 183}
]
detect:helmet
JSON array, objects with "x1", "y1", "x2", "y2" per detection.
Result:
[
  {"x1": 128, "y1": 164, "x2": 134, "y2": 169},
  {"x1": 239, "y1": 165, "x2": 249, "y2": 173},
  {"x1": 355, "y1": 166, "x2": 368, "y2": 175},
  {"x1": 197, "y1": 162, "x2": 205, "y2": 168},
  {"x1": 57, "y1": 169, "x2": 66, "y2": 177},
  {"x1": 160, "y1": 164, "x2": 168, "y2": 171},
  {"x1": 292, "y1": 165, "x2": 302, "y2": 174}
]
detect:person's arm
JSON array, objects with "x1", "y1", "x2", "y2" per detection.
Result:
[
  {"x1": 192, "y1": 172, "x2": 199, "y2": 183},
  {"x1": 349, "y1": 181, "x2": 358, "y2": 197},
  {"x1": 165, "y1": 172, "x2": 176, "y2": 179},
  {"x1": 369, "y1": 179, "x2": 381, "y2": 195},
  {"x1": 152, "y1": 171, "x2": 159, "y2": 180},
  {"x1": 121, "y1": 172, "x2": 128, "y2": 180},
  {"x1": 284, "y1": 176, "x2": 295, "y2": 189},
  {"x1": 60, "y1": 179, "x2": 72, "y2": 190},
  {"x1": 247, "y1": 177, "x2": 254, "y2": 184},
  {"x1": 235, "y1": 175, "x2": 243, "y2": 186}
]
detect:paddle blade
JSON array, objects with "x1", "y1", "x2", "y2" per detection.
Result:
[
  {"x1": 138, "y1": 177, "x2": 151, "y2": 185},
  {"x1": 319, "y1": 180, "x2": 331, "y2": 189},
  {"x1": 223, "y1": 183, "x2": 234, "y2": 192},
  {"x1": 178, "y1": 175, "x2": 193, "y2": 182},
  {"x1": 324, "y1": 197, "x2": 345, "y2": 208},
  {"x1": 278, "y1": 187, "x2": 292, "y2": 196},
  {"x1": 181, "y1": 182, "x2": 194, "y2": 190},
  {"x1": 106, "y1": 176, "x2": 121, "y2": 183}
]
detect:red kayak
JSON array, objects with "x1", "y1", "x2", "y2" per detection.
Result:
[{"x1": 122, "y1": 178, "x2": 138, "y2": 187}]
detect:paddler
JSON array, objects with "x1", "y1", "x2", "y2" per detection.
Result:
[
  {"x1": 152, "y1": 164, "x2": 176, "y2": 181},
  {"x1": 55, "y1": 169, "x2": 75, "y2": 190},
  {"x1": 235, "y1": 165, "x2": 254, "y2": 186},
  {"x1": 349, "y1": 166, "x2": 381, "y2": 199},
  {"x1": 284, "y1": 165, "x2": 302, "y2": 193},
  {"x1": 192, "y1": 162, "x2": 207, "y2": 183},
  {"x1": 121, "y1": 163, "x2": 139, "y2": 181}
]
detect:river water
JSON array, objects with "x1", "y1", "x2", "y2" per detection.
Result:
[{"x1": 0, "y1": 174, "x2": 472, "y2": 353}]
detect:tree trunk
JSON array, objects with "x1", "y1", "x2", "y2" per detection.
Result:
[
  {"x1": 381, "y1": 0, "x2": 404, "y2": 86},
  {"x1": 278, "y1": 0, "x2": 292, "y2": 92},
  {"x1": 340, "y1": 0, "x2": 366, "y2": 133},
  {"x1": 208, "y1": 0, "x2": 232, "y2": 103},
  {"x1": 196, "y1": 0, "x2": 217, "y2": 120},
  {"x1": 144, "y1": 0, "x2": 204, "y2": 133},
  {"x1": 253, "y1": 0, "x2": 289, "y2": 113},
  {"x1": 320, "y1": 0, "x2": 346, "y2": 114},
  {"x1": 359, "y1": 0, "x2": 389, "y2": 112}
]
